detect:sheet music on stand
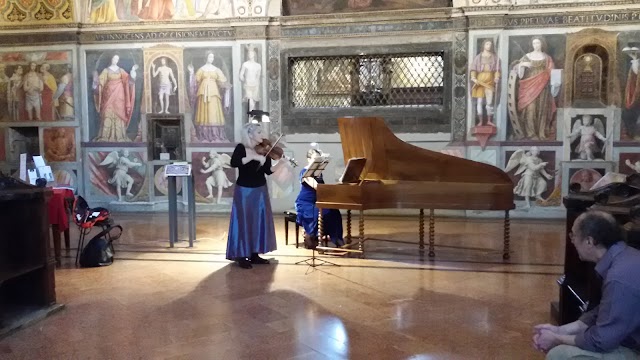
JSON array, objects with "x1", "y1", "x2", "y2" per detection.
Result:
[{"x1": 302, "y1": 158, "x2": 329, "y2": 178}]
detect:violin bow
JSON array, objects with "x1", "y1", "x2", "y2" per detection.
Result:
[{"x1": 256, "y1": 134, "x2": 283, "y2": 172}]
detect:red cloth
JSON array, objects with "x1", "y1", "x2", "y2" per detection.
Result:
[{"x1": 47, "y1": 189, "x2": 72, "y2": 232}]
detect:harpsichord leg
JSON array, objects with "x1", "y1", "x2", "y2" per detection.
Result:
[
  {"x1": 319, "y1": 209, "x2": 325, "y2": 248},
  {"x1": 346, "y1": 210, "x2": 352, "y2": 245},
  {"x1": 359, "y1": 210, "x2": 365, "y2": 258},
  {"x1": 419, "y1": 209, "x2": 425, "y2": 257},
  {"x1": 503, "y1": 210, "x2": 511, "y2": 260},
  {"x1": 429, "y1": 209, "x2": 435, "y2": 257}
]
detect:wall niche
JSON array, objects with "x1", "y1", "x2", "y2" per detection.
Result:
[{"x1": 564, "y1": 28, "x2": 619, "y2": 108}]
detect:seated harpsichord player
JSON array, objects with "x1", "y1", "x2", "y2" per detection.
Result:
[
  {"x1": 295, "y1": 148, "x2": 345, "y2": 250},
  {"x1": 533, "y1": 210, "x2": 640, "y2": 360}
]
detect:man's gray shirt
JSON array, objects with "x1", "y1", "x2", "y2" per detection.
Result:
[{"x1": 576, "y1": 242, "x2": 640, "y2": 352}]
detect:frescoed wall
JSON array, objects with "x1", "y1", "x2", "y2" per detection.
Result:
[
  {"x1": 1, "y1": 0, "x2": 640, "y2": 219},
  {"x1": 87, "y1": 0, "x2": 272, "y2": 23}
]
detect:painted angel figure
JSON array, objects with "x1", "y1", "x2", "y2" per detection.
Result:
[
  {"x1": 100, "y1": 149, "x2": 142, "y2": 202},
  {"x1": 567, "y1": 114, "x2": 607, "y2": 161},
  {"x1": 626, "y1": 159, "x2": 640, "y2": 173},
  {"x1": 200, "y1": 150, "x2": 232, "y2": 204},
  {"x1": 505, "y1": 147, "x2": 553, "y2": 209}
]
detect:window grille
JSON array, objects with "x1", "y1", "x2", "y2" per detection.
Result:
[{"x1": 288, "y1": 52, "x2": 445, "y2": 109}]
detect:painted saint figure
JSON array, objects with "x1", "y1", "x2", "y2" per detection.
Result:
[
  {"x1": 90, "y1": 0, "x2": 119, "y2": 23},
  {"x1": 470, "y1": 39, "x2": 500, "y2": 127},
  {"x1": 7, "y1": 66, "x2": 23, "y2": 121},
  {"x1": 53, "y1": 64, "x2": 74, "y2": 119},
  {"x1": 623, "y1": 47, "x2": 640, "y2": 138},
  {"x1": 23, "y1": 62, "x2": 43, "y2": 121},
  {"x1": 40, "y1": 64, "x2": 57, "y2": 121},
  {"x1": 505, "y1": 146, "x2": 554, "y2": 209},
  {"x1": 239, "y1": 46, "x2": 262, "y2": 111},
  {"x1": 100, "y1": 149, "x2": 142, "y2": 202},
  {"x1": 151, "y1": 57, "x2": 177, "y2": 114},
  {"x1": 200, "y1": 150, "x2": 233, "y2": 204},
  {"x1": 45, "y1": 128, "x2": 75, "y2": 162},
  {"x1": 188, "y1": 51, "x2": 231, "y2": 142},
  {"x1": 508, "y1": 36, "x2": 560, "y2": 140},
  {"x1": 93, "y1": 55, "x2": 138, "y2": 142}
]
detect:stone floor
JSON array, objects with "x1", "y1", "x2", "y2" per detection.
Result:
[{"x1": 0, "y1": 213, "x2": 565, "y2": 359}]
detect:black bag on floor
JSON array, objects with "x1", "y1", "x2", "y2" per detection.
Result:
[{"x1": 80, "y1": 225, "x2": 123, "y2": 268}]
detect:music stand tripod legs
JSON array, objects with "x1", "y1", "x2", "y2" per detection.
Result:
[
  {"x1": 295, "y1": 248, "x2": 339, "y2": 268},
  {"x1": 295, "y1": 211, "x2": 340, "y2": 269}
]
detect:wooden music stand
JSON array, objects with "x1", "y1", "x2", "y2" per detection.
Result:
[{"x1": 301, "y1": 157, "x2": 329, "y2": 178}]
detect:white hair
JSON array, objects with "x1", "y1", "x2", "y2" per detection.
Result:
[{"x1": 241, "y1": 123, "x2": 261, "y2": 148}]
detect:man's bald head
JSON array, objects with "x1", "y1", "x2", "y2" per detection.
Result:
[{"x1": 574, "y1": 210, "x2": 622, "y2": 249}]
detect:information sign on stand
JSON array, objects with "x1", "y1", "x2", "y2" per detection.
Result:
[{"x1": 164, "y1": 163, "x2": 196, "y2": 248}]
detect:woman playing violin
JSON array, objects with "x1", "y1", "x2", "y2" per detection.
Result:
[{"x1": 226, "y1": 123, "x2": 284, "y2": 269}]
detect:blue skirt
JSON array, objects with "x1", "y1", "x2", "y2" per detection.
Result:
[
  {"x1": 226, "y1": 185, "x2": 277, "y2": 260},
  {"x1": 295, "y1": 201, "x2": 344, "y2": 246}
]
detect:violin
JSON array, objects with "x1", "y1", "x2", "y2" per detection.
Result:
[{"x1": 255, "y1": 137, "x2": 298, "y2": 167}]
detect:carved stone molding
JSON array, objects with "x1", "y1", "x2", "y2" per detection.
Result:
[
  {"x1": 452, "y1": 32, "x2": 468, "y2": 142},
  {"x1": 267, "y1": 40, "x2": 281, "y2": 135},
  {"x1": 235, "y1": 25, "x2": 267, "y2": 39}
]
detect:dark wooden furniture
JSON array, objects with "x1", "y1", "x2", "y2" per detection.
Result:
[
  {"x1": 0, "y1": 175, "x2": 63, "y2": 339},
  {"x1": 284, "y1": 210, "x2": 300, "y2": 248},
  {"x1": 553, "y1": 176, "x2": 640, "y2": 324},
  {"x1": 315, "y1": 116, "x2": 515, "y2": 258}
]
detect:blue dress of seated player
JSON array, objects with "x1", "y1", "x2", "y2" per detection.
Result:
[{"x1": 295, "y1": 148, "x2": 344, "y2": 248}]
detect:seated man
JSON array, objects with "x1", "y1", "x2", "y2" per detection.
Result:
[
  {"x1": 533, "y1": 210, "x2": 640, "y2": 359},
  {"x1": 295, "y1": 148, "x2": 344, "y2": 249}
]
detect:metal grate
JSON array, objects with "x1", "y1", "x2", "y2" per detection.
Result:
[{"x1": 289, "y1": 52, "x2": 445, "y2": 109}]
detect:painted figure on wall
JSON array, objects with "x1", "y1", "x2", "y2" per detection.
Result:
[
  {"x1": 626, "y1": 158, "x2": 640, "y2": 173},
  {"x1": 567, "y1": 114, "x2": 607, "y2": 161},
  {"x1": 200, "y1": 150, "x2": 233, "y2": 203},
  {"x1": 198, "y1": 0, "x2": 233, "y2": 19},
  {"x1": 99, "y1": 149, "x2": 143, "y2": 201},
  {"x1": 90, "y1": 0, "x2": 175, "y2": 22},
  {"x1": 92, "y1": 55, "x2": 139, "y2": 142},
  {"x1": 40, "y1": 64, "x2": 58, "y2": 121},
  {"x1": 90, "y1": 0, "x2": 119, "y2": 23},
  {"x1": 53, "y1": 64, "x2": 74, "y2": 119},
  {"x1": 623, "y1": 46, "x2": 640, "y2": 139},
  {"x1": 44, "y1": 127, "x2": 75, "y2": 162},
  {"x1": 8, "y1": 66, "x2": 23, "y2": 122},
  {"x1": 138, "y1": 0, "x2": 175, "y2": 20},
  {"x1": 620, "y1": 151, "x2": 640, "y2": 175},
  {"x1": 151, "y1": 57, "x2": 177, "y2": 114},
  {"x1": 505, "y1": 146, "x2": 554, "y2": 208},
  {"x1": 0, "y1": 65, "x2": 8, "y2": 113},
  {"x1": 569, "y1": 168, "x2": 602, "y2": 192},
  {"x1": 239, "y1": 45, "x2": 261, "y2": 111},
  {"x1": 187, "y1": 51, "x2": 231, "y2": 142},
  {"x1": 508, "y1": 36, "x2": 561, "y2": 140},
  {"x1": 470, "y1": 39, "x2": 500, "y2": 127},
  {"x1": 0, "y1": 52, "x2": 74, "y2": 122},
  {"x1": 23, "y1": 62, "x2": 43, "y2": 121}
]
